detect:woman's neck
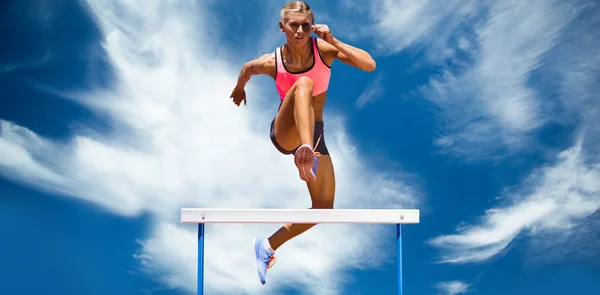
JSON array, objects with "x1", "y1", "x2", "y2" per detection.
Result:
[{"x1": 284, "y1": 38, "x2": 312, "y2": 63}]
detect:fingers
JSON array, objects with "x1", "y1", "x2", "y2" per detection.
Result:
[
  {"x1": 312, "y1": 24, "x2": 330, "y2": 39},
  {"x1": 313, "y1": 25, "x2": 323, "y2": 34},
  {"x1": 234, "y1": 97, "x2": 245, "y2": 106}
]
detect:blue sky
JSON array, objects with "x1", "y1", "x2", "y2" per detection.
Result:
[{"x1": 1, "y1": 0, "x2": 599, "y2": 294}]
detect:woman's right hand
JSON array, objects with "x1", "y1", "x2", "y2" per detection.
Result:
[{"x1": 230, "y1": 86, "x2": 246, "y2": 106}]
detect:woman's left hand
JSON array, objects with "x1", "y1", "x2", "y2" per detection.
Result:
[{"x1": 312, "y1": 24, "x2": 334, "y2": 43}]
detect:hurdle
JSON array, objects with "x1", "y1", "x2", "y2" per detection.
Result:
[{"x1": 181, "y1": 208, "x2": 420, "y2": 295}]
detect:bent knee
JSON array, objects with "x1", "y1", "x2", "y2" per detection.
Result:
[{"x1": 294, "y1": 76, "x2": 314, "y2": 90}]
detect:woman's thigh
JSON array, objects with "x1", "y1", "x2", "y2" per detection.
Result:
[
  {"x1": 272, "y1": 77, "x2": 314, "y2": 151},
  {"x1": 272, "y1": 101, "x2": 298, "y2": 151}
]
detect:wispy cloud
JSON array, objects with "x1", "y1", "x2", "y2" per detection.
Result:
[
  {"x1": 0, "y1": 51, "x2": 53, "y2": 74},
  {"x1": 428, "y1": 136, "x2": 600, "y2": 264},
  {"x1": 0, "y1": 1, "x2": 420, "y2": 295},
  {"x1": 435, "y1": 281, "x2": 471, "y2": 295},
  {"x1": 355, "y1": 74, "x2": 383, "y2": 108},
  {"x1": 369, "y1": 0, "x2": 478, "y2": 60},
  {"x1": 363, "y1": 0, "x2": 595, "y2": 161},
  {"x1": 418, "y1": 0, "x2": 600, "y2": 265},
  {"x1": 354, "y1": 1, "x2": 600, "y2": 270},
  {"x1": 422, "y1": 0, "x2": 578, "y2": 160}
]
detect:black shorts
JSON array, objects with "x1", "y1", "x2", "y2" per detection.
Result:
[{"x1": 270, "y1": 119, "x2": 330, "y2": 156}]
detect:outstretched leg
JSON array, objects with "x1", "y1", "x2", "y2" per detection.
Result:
[
  {"x1": 253, "y1": 155, "x2": 336, "y2": 285},
  {"x1": 268, "y1": 155, "x2": 335, "y2": 250}
]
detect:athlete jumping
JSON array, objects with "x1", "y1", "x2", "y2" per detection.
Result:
[{"x1": 228, "y1": 0, "x2": 376, "y2": 285}]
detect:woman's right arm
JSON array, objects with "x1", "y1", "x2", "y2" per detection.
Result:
[{"x1": 235, "y1": 53, "x2": 276, "y2": 89}]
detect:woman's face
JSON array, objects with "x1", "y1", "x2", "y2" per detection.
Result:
[{"x1": 280, "y1": 12, "x2": 313, "y2": 44}]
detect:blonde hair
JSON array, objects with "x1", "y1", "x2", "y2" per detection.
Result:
[{"x1": 280, "y1": 1, "x2": 314, "y2": 24}]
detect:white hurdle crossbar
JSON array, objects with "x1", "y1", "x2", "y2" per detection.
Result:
[{"x1": 181, "y1": 208, "x2": 420, "y2": 295}]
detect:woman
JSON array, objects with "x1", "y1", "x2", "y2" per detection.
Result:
[{"x1": 229, "y1": 0, "x2": 376, "y2": 285}]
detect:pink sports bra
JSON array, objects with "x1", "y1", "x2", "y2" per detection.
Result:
[{"x1": 275, "y1": 37, "x2": 332, "y2": 100}]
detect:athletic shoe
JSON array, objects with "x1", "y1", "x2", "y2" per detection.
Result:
[
  {"x1": 253, "y1": 237, "x2": 276, "y2": 285},
  {"x1": 294, "y1": 144, "x2": 316, "y2": 182}
]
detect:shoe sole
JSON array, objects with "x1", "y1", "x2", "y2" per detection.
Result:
[{"x1": 294, "y1": 146, "x2": 315, "y2": 182}]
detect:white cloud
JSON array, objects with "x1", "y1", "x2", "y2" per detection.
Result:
[
  {"x1": 435, "y1": 281, "x2": 470, "y2": 295},
  {"x1": 0, "y1": 1, "x2": 420, "y2": 295},
  {"x1": 428, "y1": 136, "x2": 600, "y2": 264},
  {"x1": 355, "y1": 73, "x2": 384, "y2": 109},
  {"x1": 354, "y1": 1, "x2": 600, "y2": 269},
  {"x1": 369, "y1": 0, "x2": 478, "y2": 59},
  {"x1": 383, "y1": 0, "x2": 600, "y2": 266},
  {"x1": 363, "y1": 0, "x2": 590, "y2": 161},
  {"x1": 424, "y1": 0, "x2": 578, "y2": 160}
]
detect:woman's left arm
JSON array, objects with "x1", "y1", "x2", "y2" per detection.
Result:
[
  {"x1": 329, "y1": 37, "x2": 377, "y2": 72},
  {"x1": 313, "y1": 24, "x2": 376, "y2": 72}
]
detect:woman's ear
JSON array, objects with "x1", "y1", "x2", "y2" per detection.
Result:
[{"x1": 278, "y1": 21, "x2": 284, "y2": 32}]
